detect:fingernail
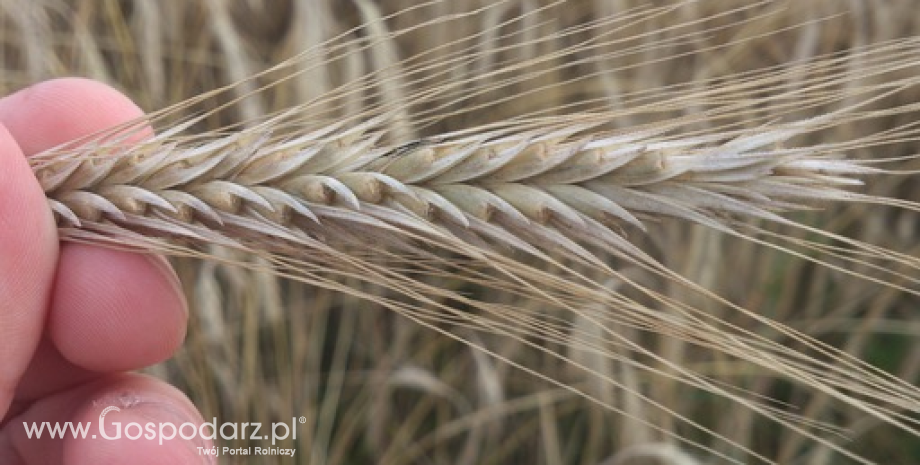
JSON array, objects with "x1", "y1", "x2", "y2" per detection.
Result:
[
  {"x1": 96, "y1": 392, "x2": 213, "y2": 463},
  {"x1": 143, "y1": 254, "x2": 188, "y2": 314}
]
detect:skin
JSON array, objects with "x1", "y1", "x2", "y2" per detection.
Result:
[{"x1": 0, "y1": 78, "x2": 209, "y2": 464}]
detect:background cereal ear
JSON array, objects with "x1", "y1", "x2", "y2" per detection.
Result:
[{"x1": 10, "y1": 1, "x2": 920, "y2": 463}]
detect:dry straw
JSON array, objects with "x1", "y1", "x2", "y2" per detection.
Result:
[{"x1": 11, "y1": 0, "x2": 920, "y2": 463}]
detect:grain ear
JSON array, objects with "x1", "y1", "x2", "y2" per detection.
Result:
[{"x1": 38, "y1": 115, "x2": 872, "y2": 258}]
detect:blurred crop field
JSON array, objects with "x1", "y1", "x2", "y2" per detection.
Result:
[{"x1": 3, "y1": 1, "x2": 919, "y2": 464}]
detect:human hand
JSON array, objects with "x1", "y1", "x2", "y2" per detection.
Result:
[{"x1": 0, "y1": 78, "x2": 208, "y2": 464}]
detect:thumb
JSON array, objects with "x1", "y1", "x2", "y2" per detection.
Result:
[{"x1": 0, "y1": 123, "x2": 59, "y2": 416}]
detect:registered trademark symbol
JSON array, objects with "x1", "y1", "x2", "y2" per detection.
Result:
[{"x1": 299, "y1": 416, "x2": 306, "y2": 424}]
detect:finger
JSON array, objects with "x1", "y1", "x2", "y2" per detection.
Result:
[
  {"x1": 49, "y1": 244, "x2": 187, "y2": 372},
  {"x1": 0, "y1": 77, "x2": 152, "y2": 155},
  {"x1": 0, "y1": 124, "x2": 58, "y2": 417},
  {"x1": 0, "y1": 373, "x2": 209, "y2": 465}
]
